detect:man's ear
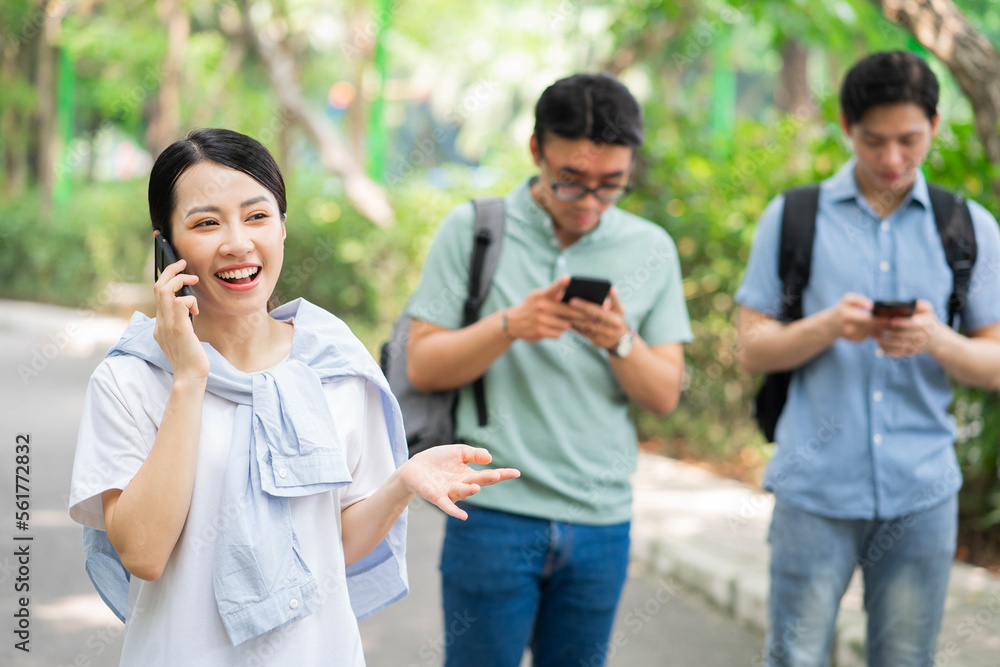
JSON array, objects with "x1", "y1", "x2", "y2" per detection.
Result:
[
  {"x1": 529, "y1": 133, "x2": 542, "y2": 167},
  {"x1": 839, "y1": 112, "x2": 852, "y2": 137},
  {"x1": 930, "y1": 112, "x2": 940, "y2": 137}
]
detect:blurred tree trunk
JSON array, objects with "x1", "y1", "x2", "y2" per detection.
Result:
[
  {"x1": 0, "y1": 107, "x2": 27, "y2": 197},
  {"x1": 775, "y1": 39, "x2": 811, "y2": 116},
  {"x1": 190, "y1": 40, "x2": 246, "y2": 129},
  {"x1": 235, "y1": 0, "x2": 394, "y2": 226},
  {"x1": 35, "y1": 5, "x2": 59, "y2": 217},
  {"x1": 146, "y1": 0, "x2": 189, "y2": 156},
  {"x1": 344, "y1": 9, "x2": 372, "y2": 160},
  {"x1": 278, "y1": 106, "x2": 292, "y2": 172},
  {"x1": 602, "y1": 18, "x2": 685, "y2": 75},
  {"x1": 1, "y1": 34, "x2": 31, "y2": 197},
  {"x1": 873, "y1": 0, "x2": 1000, "y2": 186}
]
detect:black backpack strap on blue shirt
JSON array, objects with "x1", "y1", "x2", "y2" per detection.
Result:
[
  {"x1": 754, "y1": 183, "x2": 977, "y2": 443},
  {"x1": 927, "y1": 185, "x2": 977, "y2": 330},
  {"x1": 465, "y1": 198, "x2": 505, "y2": 427},
  {"x1": 777, "y1": 187, "x2": 821, "y2": 321},
  {"x1": 752, "y1": 186, "x2": 819, "y2": 443}
]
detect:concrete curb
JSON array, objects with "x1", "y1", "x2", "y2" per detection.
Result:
[{"x1": 630, "y1": 452, "x2": 1000, "y2": 667}]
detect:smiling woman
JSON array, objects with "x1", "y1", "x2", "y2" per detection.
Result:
[
  {"x1": 149, "y1": 131, "x2": 289, "y2": 338},
  {"x1": 66, "y1": 128, "x2": 518, "y2": 667}
]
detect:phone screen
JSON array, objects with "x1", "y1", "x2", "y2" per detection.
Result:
[
  {"x1": 154, "y1": 234, "x2": 194, "y2": 298},
  {"x1": 561, "y1": 277, "x2": 612, "y2": 304},
  {"x1": 872, "y1": 300, "x2": 916, "y2": 318}
]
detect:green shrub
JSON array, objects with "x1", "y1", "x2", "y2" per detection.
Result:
[{"x1": 0, "y1": 179, "x2": 149, "y2": 308}]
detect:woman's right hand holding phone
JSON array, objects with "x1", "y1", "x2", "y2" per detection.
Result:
[
  {"x1": 106, "y1": 257, "x2": 208, "y2": 582},
  {"x1": 153, "y1": 259, "x2": 209, "y2": 383}
]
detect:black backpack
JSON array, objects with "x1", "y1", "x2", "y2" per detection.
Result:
[
  {"x1": 753, "y1": 184, "x2": 976, "y2": 442},
  {"x1": 380, "y1": 198, "x2": 505, "y2": 455}
]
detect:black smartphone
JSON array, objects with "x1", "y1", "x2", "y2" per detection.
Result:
[
  {"x1": 154, "y1": 233, "x2": 193, "y2": 298},
  {"x1": 872, "y1": 299, "x2": 916, "y2": 318},
  {"x1": 561, "y1": 276, "x2": 612, "y2": 305}
]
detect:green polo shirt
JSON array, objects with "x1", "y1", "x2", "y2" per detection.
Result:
[{"x1": 407, "y1": 177, "x2": 692, "y2": 525}]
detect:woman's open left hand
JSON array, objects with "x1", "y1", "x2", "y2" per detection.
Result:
[{"x1": 399, "y1": 445, "x2": 520, "y2": 520}]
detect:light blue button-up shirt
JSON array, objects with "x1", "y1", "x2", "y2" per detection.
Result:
[{"x1": 737, "y1": 159, "x2": 1000, "y2": 519}]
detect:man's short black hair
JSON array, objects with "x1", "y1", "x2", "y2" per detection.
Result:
[
  {"x1": 534, "y1": 73, "x2": 644, "y2": 147},
  {"x1": 840, "y1": 51, "x2": 939, "y2": 125}
]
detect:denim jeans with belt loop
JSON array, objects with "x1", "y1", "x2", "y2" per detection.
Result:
[
  {"x1": 765, "y1": 496, "x2": 957, "y2": 667},
  {"x1": 440, "y1": 503, "x2": 631, "y2": 667}
]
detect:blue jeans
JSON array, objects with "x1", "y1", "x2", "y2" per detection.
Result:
[
  {"x1": 440, "y1": 504, "x2": 630, "y2": 667},
  {"x1": 765, "y1": 496, "x2": 957, "y2": 667}
]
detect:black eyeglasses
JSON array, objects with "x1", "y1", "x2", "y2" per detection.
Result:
[{"x1": 540, "y1": 159, "x2": 633, "y2": 204}]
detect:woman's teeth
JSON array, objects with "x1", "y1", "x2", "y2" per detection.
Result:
[{"x1": 216, "y1": 267, "x2": 260, "y2": 282}]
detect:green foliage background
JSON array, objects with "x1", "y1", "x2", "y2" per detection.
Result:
[{"x1": 2, "y1": 0, "x2": 1000, "y2": 542}]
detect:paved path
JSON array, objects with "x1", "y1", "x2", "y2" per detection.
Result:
[
  {"x1": 631, "y1": 454, "x2": 1000, "y2": 666},
  {"x1": 3, "y1": 298, "x2": 998, "y2": 666},
  {"x1": 359, "y1": 496, "x2": 762, "y2": 666}
]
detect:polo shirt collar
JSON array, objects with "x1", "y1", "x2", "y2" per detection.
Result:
[
  {"x1": 510, "y1": 175, "x2": 617, "y2": 246},
  {"x1": 826, "y1": 157, "x2": 932, "y2": 212},
  {"x1": 512, "y1": 176, "x2": 551, "y2": 232}
]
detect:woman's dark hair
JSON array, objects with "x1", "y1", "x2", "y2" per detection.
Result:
[
  {"x1": 534, "y1": 73, "x2": 644, "y2": 148},
  {"x1": 840, "y1": 51, "x2": 939, "y2": 126},
  {"x1": 148, "y1": 128, "x2": 287, "y2": 242}
]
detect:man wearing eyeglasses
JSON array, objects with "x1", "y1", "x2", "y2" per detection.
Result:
[{"x1": 405, "y1": 73, "x2": 691, "y2": 667}]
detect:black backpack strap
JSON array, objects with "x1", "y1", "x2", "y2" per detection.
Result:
[
  {"x1": 753, "y1": 186, "x2": 820, "y2": 443},
  {"x1": 928, "y1": 184, "x2": 977, "y2": 330},
  {"x1": 778, "y1": 186, "x2": 820, "y2": 321},
  {"x1": 465, "y1": 198, "x2": 505, "y2": 426}
]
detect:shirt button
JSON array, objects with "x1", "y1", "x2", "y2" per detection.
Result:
[
  {"x1": 873, "y1": 434, "x2": 883, "y2": 446},
  {"x1": 881, "y1": 221, "x2": 890, "y2": 232},
  {"x1": 875, "y1": 348, "x2": 885, "y2": 358},
  {"x1": 289, "y1": 599, "x2": 299, "y2": 609},
  {"x1": 880, "y1": 261, "x2": 890, "y2": 272},
  {"x1": 278, "y1": 468, "x2": 288, "y2": 479},
  {"x1": 873, "y1": 391, "x2": 883, "y2": 402}
]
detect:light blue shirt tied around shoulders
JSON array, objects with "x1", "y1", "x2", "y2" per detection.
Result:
[
  {"x1": 736, "y1": 159, "x2": 1000, "y2": 521},
  {"x1": 82, "y1": 298, "x2": 409, "y2": 645}
]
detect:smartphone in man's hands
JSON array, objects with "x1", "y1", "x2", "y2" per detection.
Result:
[
  {"x1": 872, "y1": 300, "x2": 917, "y2": 318},
  {"x1": 561, "y1": 277, "x2": 612, "y2": 305},
  {"x1": 154, "y1": 233, "x2": 194, "y2": 298}
]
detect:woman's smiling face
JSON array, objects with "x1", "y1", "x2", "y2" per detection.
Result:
[{"x1": 168, "y1": 160, "x2": 285, "y2": 319}]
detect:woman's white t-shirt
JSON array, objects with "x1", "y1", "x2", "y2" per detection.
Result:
[{"x1": 69, "y1": 353, "x2": 395, "y2": 666}]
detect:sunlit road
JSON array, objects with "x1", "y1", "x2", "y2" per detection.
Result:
[
  {"x1": 0, "y1": 324, "x2": 126, "y2": 667},
  {"x1": 0, "y1": 312, "x2": 762, "y2": 666}
]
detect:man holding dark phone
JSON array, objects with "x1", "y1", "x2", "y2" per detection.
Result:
[
  {"x1": 736, "y1": 52, "x2": 1000, "y2": 666},
  {"x1": 560, "y1": 276, "x2": 612, "y2": 305},
  {"x1": 871, "y1": 299, "x2": 916, "y2": 319},
  {"x1": 404, "y1": 74, "x2": 691, "y2": 667}
]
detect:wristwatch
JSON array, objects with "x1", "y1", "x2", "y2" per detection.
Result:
[{"x1": 608, "y1": 328, "x2": 635, "y2": 358}]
